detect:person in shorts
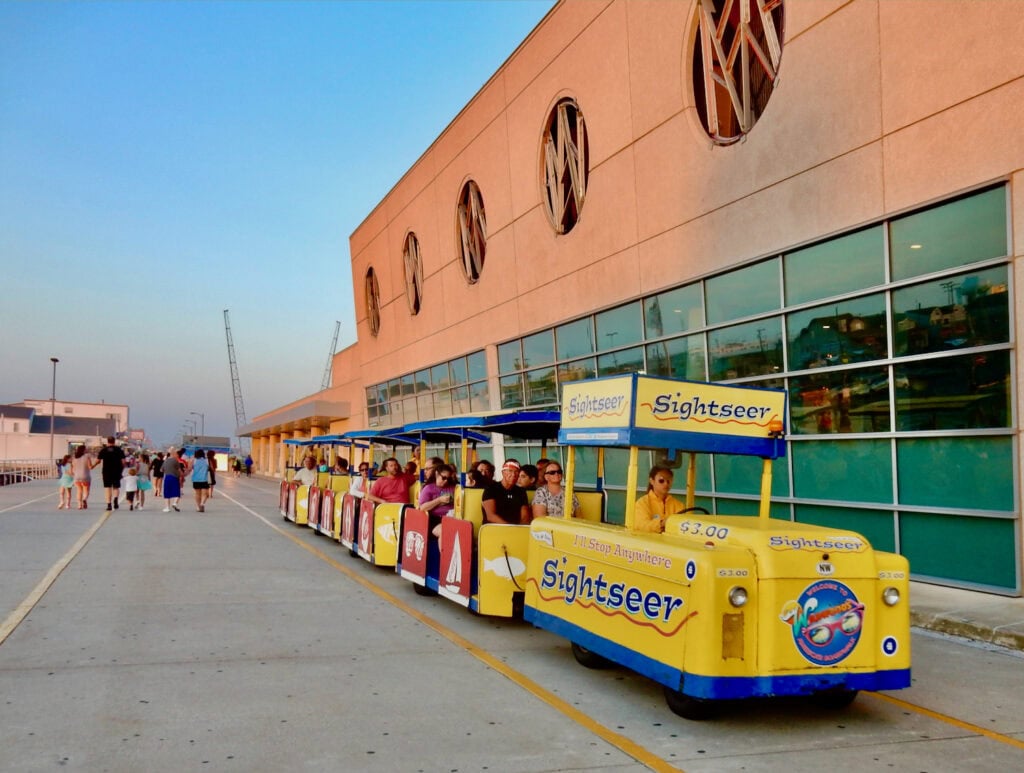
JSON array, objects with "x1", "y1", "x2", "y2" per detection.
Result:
[{"x1": 97, "y1": 436, "x2": 126, "y2": 511}]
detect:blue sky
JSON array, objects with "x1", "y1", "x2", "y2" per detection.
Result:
[{"x1": 0, "y1": 0, "x2": 554, "y2": 447}]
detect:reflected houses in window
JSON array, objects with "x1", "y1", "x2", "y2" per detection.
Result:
[{"x1": 709, "y1": 318, "x2": 783, "y2": 381}]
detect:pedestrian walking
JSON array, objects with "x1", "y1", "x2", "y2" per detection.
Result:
[
  {"x1": 122, "y1": 467, "x2": 140, "y2": 510},
  {"x1": 244, "y1": 454, "x2": 253, "y2": 477},
  {"x1": 136, "y1": 453, "x2": 152, "y2": 510},
  {"x1": 191, "y1": 450, "x2": 211, "y2": 512},
  {"x1": 70, "y1": 444, "x2": 97, "y2": 509},
  {"x1": 97, "y1": 436, "x2": 126, "y2": 511},
  {"x1": 152, "y1": 452, "x2": 164, "y2": 497},
  {"x1": 162, "y1": 448, "x2": 185, "y2": 512},
  {"x1": 57, "y1": 454, "x2": 74, "y2": 509},
  {"x1": 207, "y1": 451, "x2": 217, "y2": 498}
]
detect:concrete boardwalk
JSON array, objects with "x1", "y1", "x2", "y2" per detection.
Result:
[{"x1": 2, "y1": 474, "x2": 1023, "y2": 773}]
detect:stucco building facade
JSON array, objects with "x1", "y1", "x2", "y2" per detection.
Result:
[{"x1": 243, "y1": 0, "x2": 1024, "y2": 594}]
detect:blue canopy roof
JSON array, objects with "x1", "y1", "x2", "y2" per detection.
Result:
[
  {"x1": 341, "y1": 427, "x2": 419, "y2": 446},
  {"x1": 405, "y1": 409, "x2": 560, "y2": 441}
]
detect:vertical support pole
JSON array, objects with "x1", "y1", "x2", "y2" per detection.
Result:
[
  {"x1": 759, "y1": 457, "x2": 773, "y2": 523},
  {"x1": 624, "y1": 446, "x2": 639, "y2": 530},
  {"x1": 564, "y1": 445, "x2": 576, "y2": 520},
  {"x1": 686, "y1": 452, "x2": 697, "y2": 510}
]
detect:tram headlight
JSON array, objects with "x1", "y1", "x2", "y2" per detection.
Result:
[
  {"x1": 882, "y1": 586, "x2": 900, "y2": 606},
  {"x1": 728, "y1": 586, "x2": 748, "y2": 607}
]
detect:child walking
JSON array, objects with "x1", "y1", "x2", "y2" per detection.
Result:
[
  {"x1": 123, "y1": 467, "x2": 140, "y2": 511},
  {"x1": 57, "y1": 454, "x2": 74, "y2": 509}
]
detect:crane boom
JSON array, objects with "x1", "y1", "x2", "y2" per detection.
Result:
[
  {"x1": 223, "y1": 309, "x2": 249, "y2": 450},
  {"x1": 320, "y1": 321, "x2": 341, "y2": 391}
]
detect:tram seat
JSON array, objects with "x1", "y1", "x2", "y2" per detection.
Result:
[
  {"x1": 457, "y1": 487, "x2": 486, "y2": 536},
  {"x1": 526, "y1": 489, "x2": 535, "y2": 505},
  {"x1": 316, "y1": 471, "x2": 331, "y2": 488},
  {"x1": 329, "y1": 474, "x2": 350, "y2": 493},
  {"x1": 409, "y1": 481, "x2": 422, "y2": 505},
  {"x1": 575, "y1": 490, "x2": 605, "y2": 523}
]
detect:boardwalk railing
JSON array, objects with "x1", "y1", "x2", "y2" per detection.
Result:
[{"x1": 0, "y1": 460, "x2": 55, "y2": 485}]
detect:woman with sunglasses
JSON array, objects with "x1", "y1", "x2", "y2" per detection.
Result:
[
  {"x1": 349, "y1": 463, "x2": 371, "y2": 499},
  {"x1": 633, "y1": 465, "x2": 685, "y2": 533},
  {"x1": 418, "y1": 463, "x2": 457, "y2": 537},
  {"x1": 531, "y1": 464, "x2": 580, "y2": 520}
]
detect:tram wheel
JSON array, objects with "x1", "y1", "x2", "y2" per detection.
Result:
[
  {"x1": 663, "y1": 686, "x2": 716, "y2": 720},
  {"x1": 571, "y1": 642, "x2": 613, "y2": 669},
  {"x1": 811, "y1": 689, "x2": 858, "y2": 709},
  {"x1": 413, "y1": 583, "x2": 437, "y2": 597}
]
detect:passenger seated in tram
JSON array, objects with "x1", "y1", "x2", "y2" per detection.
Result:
[
  {"x1": 531, "y1": 462, "x2": 580, "y2": 520},
  {"x1": 366, "y1": 457, "x2": 411, "y2": 504},
  {"x1": 403, "y1": 460, "x2": 418, "y2": 487},
  {"x1": 349, "y1": 462, "x2": 371, "y2": 498},
  {"x1": 481, "y1": 459, "x2": 531, "y2": 525},
  {"x1": 332, "y1": 457, "x2": 349, "y2": 474},
  {"x1": 633, "y1": 465, "x2": 685, "y2": 533},
  {"x1": 421, "y1": 456, "x2": 445, "y2": 483},
  {"x1": 466, "y1": 468, "x2": 486, "y2": 488},
  {"x1": 517, "y1": 464, "x2": 539, "y2": 490},
  {"x1": 293, "y1": 457, "x2": 318, "y2": 487},
  {"x1": 418, "y1": 463, "x2": 457, "y2": 537},
  {"x1": 474, "y1": 459, "x2": 496, "y2": 485}
]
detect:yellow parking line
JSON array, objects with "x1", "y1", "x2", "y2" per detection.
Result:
[
  {"x1": 0, "y1": 510, "x2": 112, "y2": 646},
  {"x1": 867, "y1": 691, "x2": 1024, "y2": 751},
  {"x1": 227, "y1": 493, "x2": 684, "y2": 773}
]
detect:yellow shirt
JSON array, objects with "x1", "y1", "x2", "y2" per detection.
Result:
[{"x1": 633, "y1": 491, "x2": 685, "y2": 533}]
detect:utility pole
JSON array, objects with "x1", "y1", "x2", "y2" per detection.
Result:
[
  {"x1": 223, "y1": 310, "x2": 249, "y2": 452},
  {"x1": 49, "y1": 357, "x2": 59, "y2": 470}
]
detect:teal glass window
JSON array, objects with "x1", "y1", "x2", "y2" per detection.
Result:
[
  {"x1": 644, "y1": 284, "x2": 703, "y2": 338},
  {"x1": 716, "y1": 497, "x2": 788, "y2": 519},
  {"x1": 525, "y1": 367, "x2": 557, "y2": 405},
  {"x1": 499, "y1": 374, "x2": 524, "y2": 409},
  {"x1": 788, "y1": 366, "x2": 890, "y2": 434},
  {"x1": 498, "y1": 340, "x2": 522, "y2": 374},
  {"x1": 523, "y1": 330, "x2": 554, "y2": 368},
  {"x1": 794, "y1": 504, "x2": 896, "y2": 552},
  {"x1": 402, "y1": 396, "x2": 416, "y2": 422},
  {"x1": 645, "y1": 335, "x2": 707, "y2": 381},
  {"x1": 705, "y1": 258, "x2": 780, "y2": 325},
  {"x1": 597, "y1": 346, "x2": 644, "y2": 376},
  {"x1": 892, "y1": 265, "x2": 1009, "y2": 357},
  {"x1": 890, "y1": 186, "x2": 1007, "y2": 280},
  {"x1": 791, "y1": 439, "x2": 893, "y2": 503},
  {"x1": 388, "y1": 378, "x2": 401, "y2": 400},
  {"x1": 401, "y1": 374, "x2": 415, "y2": 396},
  {"x1": 894, "y1": 351, "x2": 1010, "y2": 430},
  {"x1": 431, "y1": 362, "x2": 451, "y2": 389},
  {"x1": 416, "y1": 393, "x2": 433, "y2": 421},
  {"x1": 714, "y1": 454, "x2": 789, "y2": 497},
  {"x1": 415, "y1": 369, "x2": 431, "y2": 393},
  {"x1": 450, "y1": 357, "x2": 468, "y2": 386},
  {"x1": 432, "y1": 388, "x2": 452, "y2": 418},
  {"x1": 556, "y1": 318, "x2": 594, "y2": 360},
  {"x1": 784, "y1": 226, "x2": 885, "y2": 305},
  {"x1": 786, "y1": 293, "x2": 887, "y2": 371},
  {"x1": 900, "y1": 512, "x2": 1016, "y2": 589},
  {"x1": 897, "y1": 436, "x2": 1013, "y2": 511},
  {"x1": 451, "y1": 385, "x2": 470, "y2": 414},
  {"x1": 708, "y1": 317, "x2": 783, "y2": 380},
  {"x1": 467, "y1": 350, "x2": 487, "y2": 382},
  {"x1": 469, "y1": 380, "x2": 489, "y2": 412},
  {"x1": 596, "y1": 301, "x2": 643, "y2": 351},
  {"x1": 558, "y1": 357, "x2": 596, "y2": 387},
  {"x1": 389, "y1": 400, "x2": 404, "y2": 426}
]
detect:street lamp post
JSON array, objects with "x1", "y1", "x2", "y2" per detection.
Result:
[
  {"x1": 49, "y1": 357, "x2": 59, "y2": 472},
  {"x1": 190, "y1": 412, "x2": 205, "y2": 441}
]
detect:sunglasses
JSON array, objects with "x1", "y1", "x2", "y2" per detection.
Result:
[
  {"x1": 545, "y1": 470, "x2": 563, "y2": 476},
  {"x1": 439, "y1": 474, "x2": 453, "y2": 482}
]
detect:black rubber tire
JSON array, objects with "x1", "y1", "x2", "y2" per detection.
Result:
[
  {"x1": 664, "y1": 686, "x2": 716, "y2": 720},
  {"x1": 571, "y1": 642, "x2": 613, "y2": 669},
  {"x1": 413, "y1": 583, "x2": 437, "y2": 597},
  {"x1": 811, "y1": 689, "x2": 859, "y2": 709}
]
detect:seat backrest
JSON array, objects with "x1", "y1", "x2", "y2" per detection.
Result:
[
  {"x1": 575, "y1": 490, "x2": 606, "y2": 523},
  {"x1": 458, "y1": 487, "x2": 485, "y2": 535},
  {"x1": 316, "y1": 471, "x2": 331, "y2": 488},
  {"x1": 330, "y1": 474, "x2": 350, "y2": 493}
]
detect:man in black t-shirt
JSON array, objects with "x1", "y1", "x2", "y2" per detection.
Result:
[
  {"x1": 481, "y1": 459, "x2": 531, "y2": 525},
  {"x1": 97, "y1": 436, "x2": 126, "y2": 511}
]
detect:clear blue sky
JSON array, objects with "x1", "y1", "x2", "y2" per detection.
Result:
[{"x1": 0, "y1": 0, "x2": 554, "y2": 447}]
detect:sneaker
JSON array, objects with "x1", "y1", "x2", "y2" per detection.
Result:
[
  {"x1": 106, "y1": 504, "x2": 112, "y2": 511},
  {"x1": 113, "y1": 499, "x2": 119, "y2": 510},
  {"x1": 163, "y1": 507, "x2": 170, "y2": 512},
  {"x1": 129, "y1": 505, "x2": 134, "y2": 511},
  {"x1": 199, "y1": 505, "x2": 205, "y2": 513},
  {"x1": 172, "y1": 505, "x2": 180, "y2": 512}
]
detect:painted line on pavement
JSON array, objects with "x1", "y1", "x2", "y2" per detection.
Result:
[
  {"x1": 0, "y1": 510, "x2": 112, "y2": 647},
  {"x1": 867, "y1": 691, "x2": 1024, "y2": 751},
  {"x1": 224, "y1": 491, "x2": 684, "y2": 773},
  {"x1": 0, "y1": 491, "x2": 58, "y2": 513}
]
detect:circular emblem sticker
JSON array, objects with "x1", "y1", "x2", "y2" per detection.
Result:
[
  {"x1": 882, "y1": 636, "x2": 898, "y2": 656},
  {"x1": 685, "y1": 560, "x2": 697, "y2": 581},
  {"x1": 780, "y1": 580, "x2": 864, "y2": 666}
]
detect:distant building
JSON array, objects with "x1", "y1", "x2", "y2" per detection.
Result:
[{"x1": 0, "y1": 400, "x2": 127, "y2": 461}]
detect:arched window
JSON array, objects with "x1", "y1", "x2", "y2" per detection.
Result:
[
  {"x1": 403, "y1": 232, "x2": 424, "y2": 314},
  {"x1": 541, "y1": 98, "x2": 589, "y2": 234},
  {"x1": 456, "y1": 180, "x2": 487, "y2": 283},
  {"x1": 365, "y1": 267, "x2": 381, "y2": 336}
]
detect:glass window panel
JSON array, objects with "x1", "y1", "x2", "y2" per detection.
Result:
[
  {"x1": 604, "y1": 489, "x2": 627, "y2": 526},
  {"x1": 644, "y1": 284, "x2": 703, "y2": 338},
  {"x1": 388, "y1": 400, "x2": 404, "y2": 426},
  {"x1": 894, "y1": 351, "x2": 1010, "y2": 430},
  {"x1": 893, "y1": 265, "x2": 1010, "y2": 357},
  {"x1": 401, "y1": 374, "x2": 415, "y2": 396},
  {"x1": 784, "y1": 227, "x2": 885, "y2": 305},
  {"x1": 557, "y1": 357, "x2": 596, "y2": 396},
  {"x1": 525, "y1": 367, "x2": 558, "y2": 406},
  {"x1": 451, "y1": 385, "x2": 470, "y2": 415},
  {"x1": 708, "y1": 318, "x2": 783, "y2": 380},
  {"x1": 794, "y1": 504, "x2": 895, "y2": 552},
  {"x1": 786, "y1": 293, "x2": 887, "y2": 371},
  {"x1": 367, "y1": 403, "x2": 379, "y2": 425},
  {"x1": 388, "y1": 378, "x2": 401, "y2": 400},
  {"x1": 715, "y1": 497, "x2": 788, "y2": 519},
  {"x1": 376, "y1": 384, "x2": 389, "y2": 405},
  {"x1": 402, "y1": 396, "x2": 416, "y2": 422},
  {"x1": 499, "y1": 374, "x2": 524, "y2": 409},
  {"x1": 467, "y1": 350, "x2": 487, "y2": 382},
  {"x1": 714, "y1": 455, "x2": 789, "y2": 497},
  {"x1": 897, "y1": 436, "x2": 1013, "y2": 511},
  {"x1": 899, "y1": 512, "x2": 1016, "y2": 589},
  {"x1": 433, "y1": 388, "x2": 452, "y2": 418},
  {"x1": 497, "y1": 340, "x2": 522, "y2": 374},
  {"x1": 469, "y1": 380, "x2": 489, "y2": 412},
  {"x1": 595, "y1": 302, "x2": 643, "y2": 351},
  {"x1": 431, "y1": 362, "x2": 451, "y2": 389},
  {"x1": 416, "y1": 394, "x2": 434, "y2": 421},
  {"x1": 596, "y1": 346, "x2": 644, "y2": 377},
  {"x1": 366, "y1": 387, "x2": 377, "y2": 408},
  {"x1": 791, "y1": 439, "x2": 893, "y2": 503},
  {"x1": 789, "y1": 366, "x2": 891, "y2": 434},
  {"x1": 522, "y1": 330, "x2": 554, "y2": 368},
  {"x1": 890, "y1": 186, "x2": 1007, "y2": 280},
  {"x1": 573, "y1": 446, "x2": 599, "y2": 487},
  {"x1": 414, "y1": 369, "x2": 431, "y2": 393},
  {"x1": 645, "y1": 335, "x2": 707, "y2": 381},
  {"x1": 706, "y1": 258, "x2": 780, "y2": 325},
  {"x1": 601, "y1": 448, "x2": 633, "y2": 488},
  {"x1": 449, "y1": 357, "x2": 468, "y2": 386},
  {"x1": 556, "y1": 318, "x2": 595, "y2": 360}
]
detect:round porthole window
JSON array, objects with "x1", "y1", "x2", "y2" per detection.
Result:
[
  {"x1": 403, "y1": 232, "x2": 423, "y2": 314},
  {"x1": 365, "y1": 267, "x2": 381, "y2": 336},
  {"x1": 692, "y1": 0, "x2": 785, "y2": 144},
  {"x1": 541, "y1": 97, "x2": 589, "y2": 234},
  {"x1": 456, "y1": 180, "x2": 487, "y2": 283}
]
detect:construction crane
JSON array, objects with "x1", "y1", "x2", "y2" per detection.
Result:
[
  {"x1": 320, "y1": 321, "x2": 341, "y2": 391},
  {"x1": 223, "y1": 309, "x2": 250, "y2": 452}
]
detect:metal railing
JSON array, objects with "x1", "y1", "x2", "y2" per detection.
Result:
[{"x1": 0, "y1": 460, "x2": 56, "y2": 485}]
